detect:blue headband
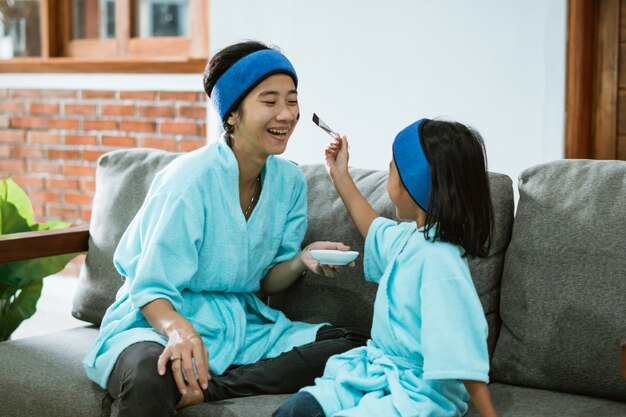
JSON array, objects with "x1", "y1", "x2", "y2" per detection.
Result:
[
  {"x1": 210, "y1": 49, "x2": 298, "y2": 121},
  {"x1": 392, "y1": 119, "x2": 434, "y2": 214}
]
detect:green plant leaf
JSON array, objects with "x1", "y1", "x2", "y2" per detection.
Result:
[
  {"x1": 0, "y1": 178, "x2": 35, "y2": 233},
  {"x1": 0, "y1": 279, "x2": 43, "y2": 341}
]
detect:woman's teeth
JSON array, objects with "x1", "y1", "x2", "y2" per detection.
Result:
[{"x1": 268, "y1": 128, "x2": 288, "y2": 135}]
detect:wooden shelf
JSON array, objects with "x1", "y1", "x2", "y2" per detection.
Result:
[{"x1": 0, "y1": 57, "x2": 206, "y2": 73}]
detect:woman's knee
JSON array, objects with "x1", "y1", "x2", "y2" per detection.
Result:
[{"x1": 109, "y1": 342, "x2": 179, "y2": 404}]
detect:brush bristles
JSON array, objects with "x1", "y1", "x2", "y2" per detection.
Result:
[{"x1": 312, "y1": 113, "x2": 320, "y2": 125}]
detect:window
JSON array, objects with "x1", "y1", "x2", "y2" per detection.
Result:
[{"x1": 0, "y1": 0, "x2": 208, "y2": 73}]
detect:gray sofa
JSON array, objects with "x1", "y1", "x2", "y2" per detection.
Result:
[{"x1": 0, "y1": 148, "x2": 625, "y2": 417}]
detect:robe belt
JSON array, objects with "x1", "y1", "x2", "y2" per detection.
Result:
[{"x1": 366, "y1": 340, "x2": 424, "y2": 370}]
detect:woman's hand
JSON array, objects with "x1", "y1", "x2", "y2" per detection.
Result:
[
  {"x1": 325, "y1": 135, "x2": 350, "y2": 180},
  {"x1": 301, "y1": 241, "x2": 356, "y2": 277},
  {"x1": 143, "y1": 299, "x2": 211, "y2": 397}
]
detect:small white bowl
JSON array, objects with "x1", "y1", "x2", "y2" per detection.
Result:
[{"x1": 308, "y1": 250, "x2": 359, "y2": 265}]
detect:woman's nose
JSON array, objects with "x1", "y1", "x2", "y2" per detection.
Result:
[{"x1": 276, "y1": 104, "x2": 297, "y2": 121}]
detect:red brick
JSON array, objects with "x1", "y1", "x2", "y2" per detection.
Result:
[
  {"x1": 120, "y1": 121, "x2": 156, "y2": 133},
  {"x1": 102, "y1": 136, "x2": 136, "y2": 147},
  {"x1": 44, "y1": 90, "x2": 77, "y2": 99},
  {"x1": 13, "y1": 175, "x2": 45, "y2": 188},
  {"x1": 0, "y1": 130, "x2": 25, "y2": 143},
  {"x1": 48, "y1": 118, "x2": 80, "y2": 130},
  {"x1": 48, "y1": 178, "x2": 80, "y2": 190},
  {"x1": 179, "y1": 139, "x2": 206, "y2": 152},
  {"x1": 12, "y1": 146, "x2": 44, "y2": 159},
  {"x1": 65, "y1": 134, "x2": 97, "y2": 145},
  {"x1": 64, "y1": 193, "x2": 93, "y2": 205},
  {"x1": 139, "y1": 137, "x2": 178, "y2": 151},
  {"x1": 197, "y1": 92, "x2": 208, "y2": 102},
  {"x1": 83, "y1": 150, "x2": 107, "y2": 161},
  {"x1": 65, "y1": 104, "x2": 96, "y2": 116},
  {"x1": 159, "y1": 91, "x2": 198, "y2": 101},
  {"x1": 10, "y1": 89, "x2": 41, "y2": 98},
  {"x1": 29, "y1": 190, "x2": 60, "y2": 203},
  {"x1": 178, "y1": 105, "x2": 206, "y2": 119},
  {"x1": 10, "y1": 116, "x2": 47, "y2": 129},
  {"x1": 30, "y1": 103, "x2": 60, "y2": 115},
  {"x1": 201, "y1": 123, "x2": 206, "y2": 137},
  {"x1": 80, "y1": 179, "x2": 96, "y2": 192},
  {"x1": 28, "y1": 161, "x2": 61, "y2": 175},
  {"x1": 63, "y1": 164, "x2": 96, "y2": 177},
  {"x1": 0, "y1": 89, "x2": 7, "y2": 98},
  {"x1": 46, "y1": 205, "x2": 79, "y2": 220},
  {"x1": 120, "y1": 91, "x2": 157, "y2": 100},
  {"x1": 32, "y1": 203, "x2": 45, "y2": 217},
  {"x1": 28, "y1": 131, "x2": 61, "y2": 144},
  {"x1": 81, "y1": 90, "x2": 116, "y2": 99},
  {"x1": 160, "y1": 121, "x2": 197, "y2": 135},
  {"x1": 0, "y1": 101, "x2": 25, "y2": 112},
  {"x1": 140, "y1": 106, "x2": 175, "y2": 118},
  {"x1": 81, "y1": 209, "x2": 92, "y2": 221},
  {"x1": 83, "y1": 119, "x2": 117, "y2": 131},
  {"x1": 102, "y1": 105, "x2": 135, "y2": 116},
  {"x1": 0, "y1": 144, "x2": 11, "y2": 157},
  {"x1": 48, "y1": 149, "x2": 81, "y2": 160},
  {"x1": 0, "y1": 159, "x2": 25, "y2": 173}
]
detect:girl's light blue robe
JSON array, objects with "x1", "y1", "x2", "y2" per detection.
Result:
[
  {"x1": 83, "y1": 136, "x2": 324, "y2": 388},
  {"x1": 303, "y1": 217, "x2": 489, "y2": 417}
]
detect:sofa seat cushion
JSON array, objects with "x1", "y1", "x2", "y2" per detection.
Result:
[
  {"x1": 0, "y1": 326, "x2": 104, "y2": 417},
  {"x1": 491, "y1": 160, "x2": 626, "y2": 401},
  {"x1": 465, "y1": 383, "x2": 626, "y2": 417}
]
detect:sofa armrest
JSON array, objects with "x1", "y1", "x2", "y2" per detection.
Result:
[
  {"x1": 0, "y1": 225, "x2": 89, "y2": 262},
  {"x1": 622, "y1": 341, "x2": 626, "y2": 380}
]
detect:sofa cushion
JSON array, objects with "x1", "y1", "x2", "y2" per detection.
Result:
[
  {"x1": 465, "y1": 383, "x2": 626, "y2": 417},
  {"x1": 72, "y1": 149, "x2": 181, "y2": 325},
  {"x1": 269, "y1": 165, "x2": 514, "y2": 356},
  {"x1": 491, "y1": 160, "x2": 626, "y2": 401}
]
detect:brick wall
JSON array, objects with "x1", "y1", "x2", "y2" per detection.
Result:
[{"x1": 0, "y1": 88, "x2": 208, "y2": 276}]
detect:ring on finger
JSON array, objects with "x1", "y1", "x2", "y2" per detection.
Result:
[{"x1": 170, "y1": 355, "x2": 181, "y2": 362}]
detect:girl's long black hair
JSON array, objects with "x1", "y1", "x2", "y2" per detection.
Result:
[{"x1": 420, "y1": 119, "x2": 493, "y2": 258}]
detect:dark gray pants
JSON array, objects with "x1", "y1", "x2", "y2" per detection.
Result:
[{"x1": 107, "y1": 326, "x2": 369, "y2": 417}]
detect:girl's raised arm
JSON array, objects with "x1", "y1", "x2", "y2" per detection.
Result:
[{"x1": 325, "y1": 136, "x2": 379, "y2": 239}]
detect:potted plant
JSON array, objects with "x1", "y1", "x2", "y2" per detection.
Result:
[{"x1": 0, "y1": 178, "x2": 80, "y2": 341}]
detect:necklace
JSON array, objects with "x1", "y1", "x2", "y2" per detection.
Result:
[{"x1": 243, "y1": 176, "x2": 261, "y2": 219}]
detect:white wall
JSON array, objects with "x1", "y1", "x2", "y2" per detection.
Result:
[
  {"x1": 0, "y1": 0, "x2": 567, "y2": 190},
  {"x1": 210, "y1": 0, "x2": 567, "y2": 190}
]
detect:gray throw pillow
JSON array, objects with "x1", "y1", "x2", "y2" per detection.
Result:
[
  {"x1": 491, "y1": 160, "x2": 626, "y2": 401},
  {"x1": 72, "y1": 148, "x2": 181, "y2": 325}
]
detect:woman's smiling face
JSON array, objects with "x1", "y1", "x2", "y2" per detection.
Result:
[{"x1": 228, "y1": 73, "x2": 299, "y2": 156}]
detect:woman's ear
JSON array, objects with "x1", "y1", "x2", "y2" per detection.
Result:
[{"x1": 226, "y1": 111, "x2": 239, "y2": 128}]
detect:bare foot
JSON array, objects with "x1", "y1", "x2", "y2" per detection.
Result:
[{"x1": 176, "y1": 387, "x2": 204, "y2": 409}]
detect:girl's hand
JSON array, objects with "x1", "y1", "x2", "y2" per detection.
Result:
[
  {"x1": 325, "y1": 135, "x2": 350, "y2": 180},
  {"x1": 157, "y1": 318, "x2": 211, "y2": 397},
  {"x1": 301, "y1": 241, "x2": 356, "y2": 277}
]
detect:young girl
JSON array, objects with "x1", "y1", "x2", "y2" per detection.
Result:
[{"x1": 274, "y1": 118, "x2": 498, "y2": 417}]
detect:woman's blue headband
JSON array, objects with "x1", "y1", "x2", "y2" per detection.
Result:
[
  {"x1": 210, "y1": 49, "x2": 298, "y2": 121},
  {"x1": 392, "y1": 119, "x2": 434, "y2": 214}
]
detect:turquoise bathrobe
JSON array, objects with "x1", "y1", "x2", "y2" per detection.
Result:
[
  {"x1": 84, "y1": 136, "x2": 324, "y2": 388},
  {"x1": 303, "y1": 217, "x2": 489, "y2": 417}
]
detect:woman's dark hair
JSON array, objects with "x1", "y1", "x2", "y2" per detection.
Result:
[
  {"x1": 203, "y1": 40, "x2": 272, "y2": 133},
  {"x1": 419, "y1": 119, "x2": 493, "y2": 258}
]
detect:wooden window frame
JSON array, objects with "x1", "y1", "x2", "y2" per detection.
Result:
[{"x1": 0, "y1": 0, "x2": 208, "y2": 73}]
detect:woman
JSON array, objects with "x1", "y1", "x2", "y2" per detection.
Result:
[{"x1": 83, "y1": 40, "x2": 368, "y2": 417}]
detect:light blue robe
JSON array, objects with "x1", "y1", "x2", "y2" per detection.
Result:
[
  {"x1": 303, "y1": 217, "x2": 489, "y2": 417},
  {"x1": 84, "y1": 136, "x2": 324, "y2": 388}
]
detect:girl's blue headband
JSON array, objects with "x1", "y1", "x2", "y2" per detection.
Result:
[
  {"x1": 210, "y1": 49, "x2": 298, "y2": 121},
  {"x1": 392, "y1": 119, "x2": 434, "y2": 214}
]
